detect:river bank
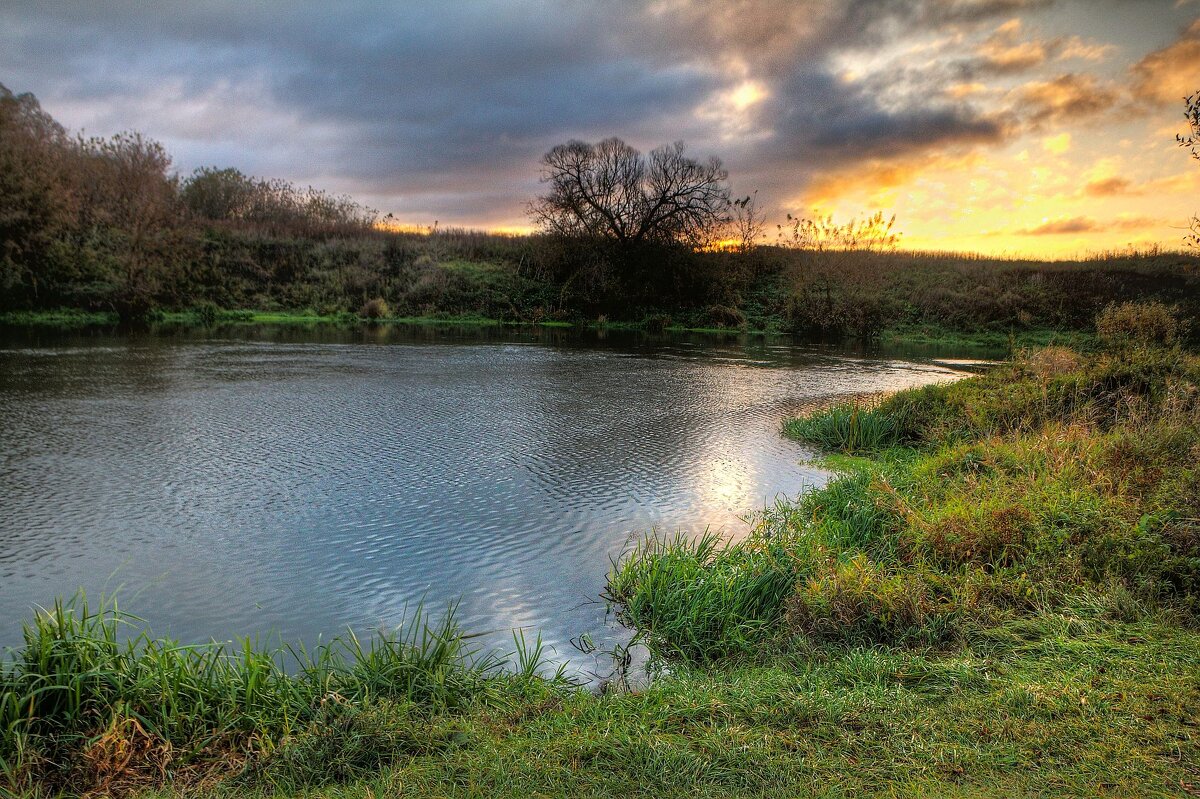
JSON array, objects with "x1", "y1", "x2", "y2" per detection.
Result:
[
  {"x1": 3, "y1": 303, "x2": 1197, "y2": 797},
  {"x1": 0, "y1": 308, "x2": 1094, "y2": 356}
]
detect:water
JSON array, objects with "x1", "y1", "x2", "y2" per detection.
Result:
[{"x1": 0, "y1": 325, "x2": 972, "y2": 679}]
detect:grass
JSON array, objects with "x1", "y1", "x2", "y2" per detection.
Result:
[
  {"x1": 1, "y1": 307, "x2": 1077, "y2": 355},
  {"x1": 784, "y1": 402, "x2": 900, "y2": 453},
  {"x1": 879, "y1": 322, "x2": 1098, "y2": 353},
  {"x1": 105, "y1": 617, "x2": 1200, "y2": 797},
  {"x1": 0, "y1": 597, "x2": 568, "y2": 795},
  {"x1": 4, "y1": 304, "x2": 1199, "y2": 797}
]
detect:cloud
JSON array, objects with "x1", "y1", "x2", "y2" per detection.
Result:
[
  {"x1": 965, "y1": 17, "x2": 1113, "y2": 76},
  {"x1": 1130, "y1": 17, "x2": 1200, "y2": 106},
  {"x1": 1013, "y1": 73, "x2": 1121, "y2": 125},
  {"x1": 1083, "y1": 176, "x2": 1139, "y2": 196},
  {"x1": 0, "y1": 0, "x2": 1187, "y2": 239},
  {"x1": 1018, "y1": 215, "x2": 1160, "y2": 235},
  {"x1": 974, "y1": 19, "x2": 1054, "y2": 72}
]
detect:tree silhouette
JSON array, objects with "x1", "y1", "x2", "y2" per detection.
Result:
[{"x1": 529, "y1": 137, "x2": 732, "y2": 248}]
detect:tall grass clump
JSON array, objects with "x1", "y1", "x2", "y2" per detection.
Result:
[
  {"x1": 605, "y1": 532, "x2": 797, "y2": 663},
  {"x1": 784, "y1": 402, "x2": 901, "y2": 452},
  {"x1": 0, "y1": 595, "x2": 564, "y2": 794}
]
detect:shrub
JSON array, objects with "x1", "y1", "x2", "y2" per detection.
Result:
[
  {"x1": 642, "y1": 313, "x2": 671, "y2": 333},
  {"x1": 1095, "y1": 301, "x2": 1183, "y2": 348},
  {"x1": 785, "y1": 557, "x2": 954, "y2": 646},
  {"x1": 192, "y1": 300, "x2": 220, "y2": 326},
  {"x1": 360, "y1": 297, "x2": 390, "y2": 319},
  {"x1": 700, "y1": 304, "x2": 746, "y2": 329}
]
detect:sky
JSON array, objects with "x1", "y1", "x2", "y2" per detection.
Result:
[{"x1": 2, "y1": 0, "x2": 1199, "y2": 257}]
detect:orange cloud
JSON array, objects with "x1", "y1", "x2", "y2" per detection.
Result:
[
  {"x1": 1131, "y1": 18, "x2": 1200, "y2": 105},
  {"x1": 1015, "y1": 74, "x2": 1120, "y2": 124},
  {"x1": 975, "y1": 19, "x2": 1051, "y2": 72},
  {"x1": 1017, "y1": 215, "x2": 1161, "y2": 235},
  {"x1": 1083, "y1": 176, "x2": 1139, "y2": 196},
  {"x1": 973, "y1": 19, "x2": 1117, "y2": 75}
]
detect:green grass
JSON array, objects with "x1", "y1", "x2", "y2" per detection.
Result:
[
  {"x1": 784, "y1": 403, "x2": 901, "y2": 453},
  {"x1": 0, "y1": 309, "x2": 118, "y2": 327},
  {"x1": 0, "y1": 596, "x2": 568, "y2": 795},
  {"x1": 5, "y1": 307, "x2": 1199, "y2": 797},
  {"x1": 879, "y1": 323, "x2": 1098, "y2": 353},
  {"x1": 109, "y1": 616, "x2": 1200, "y2": 798},
  {"x1": 0, "y1": 308, "x2": 1095, "y2": 355}
]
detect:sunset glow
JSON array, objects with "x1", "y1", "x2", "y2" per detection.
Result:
[{"x1": 2, "y1": 1, "x2": 1198, "y2": 257}]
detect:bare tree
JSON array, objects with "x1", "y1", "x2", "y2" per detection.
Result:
[
  {"x1": 528, "y1": 137, "x2": 732, "y2": 248},
  {"x1": 1180, "y1": 92, "x2": 1200, "y2": 248},
  {"x1": 729, "y1": 192, "x2": 766, "y2": 253},
  {"x1": 1179, "y1": 91, "x2": 1200, "y2": 160}
]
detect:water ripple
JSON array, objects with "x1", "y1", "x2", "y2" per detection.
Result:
[{"x1": 0, "y1": 331, "x2": 963, "y2": 678}]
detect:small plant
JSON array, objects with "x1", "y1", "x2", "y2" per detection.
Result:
[
  {"x1": 605, "y1": 532, "x2": 795, "y2": 662},
  {"x1": 246, "y1": 699, "x2": 434, "y2": 788},
  {"x1": 360, "y1": 297, "x2": 390, "y2": 320},
  {"x1": 785, "y1": 556, "x2": 951, "y2": 645},
  {"x1": 192, "y1": 300, "x2": 220, "y2": 326}
]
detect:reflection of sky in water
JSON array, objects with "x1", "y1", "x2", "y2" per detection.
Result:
[{"x1": 0, "y1": 330, "x2": 966, "y2": 680}]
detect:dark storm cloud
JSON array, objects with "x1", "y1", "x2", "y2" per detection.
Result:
[{"x1": 760, "y1": 68, "x2": 1009, "y2": 166}]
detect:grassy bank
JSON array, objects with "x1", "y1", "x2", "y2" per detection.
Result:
[
  {"x1": 4, "y1": 304, "x2": 1198, "y2": 797},
  {"x1": 0, "y1": 308, "x2": 1097, "y2": 354},
  {"x1": 4, "y1": 605, "x2": 1197, "y2": 797}
]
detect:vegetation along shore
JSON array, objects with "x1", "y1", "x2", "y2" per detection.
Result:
[
  {"x1": 3, "y1": 84, "x2": 1200, "y2": 348},
  {"x1": 3, "y1": 302, "x2": 1198, "y2": 797}
]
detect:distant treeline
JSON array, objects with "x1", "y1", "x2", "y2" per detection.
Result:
[{"x1": 3, "y1": 83, "x2": 1199, "y2": 337}]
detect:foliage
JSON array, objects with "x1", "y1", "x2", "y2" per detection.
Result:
[
  {"x1": 605, "y1": 532, "x2": 795, "y2": 663},
  {"x1": 1095, "y1": 300, "x2": 1185, "y2": 348},
  {"x1": 4, "y1": 83, "x2": 1200, "y2": 336},
  {"x1": 726, "y1": 192, "x2": 765, "y2": 253},
  {"x1": 104, "y1": 620, "x2": 1196, "y2": 798},
  {"x1": 360, "y1": 297, "x2": 390, "y2": 319},
  {"x1": 1180, "y1": 90, "x2": 1200, "y2": 249},
  {"x1": 776, "y1": 211, "x2": 900, "y2": 253},
  {"x1": 783, "y1": 402, "x2": 899, "y2": 453},
  {"x1": 528, "y1": 138, "x2": 731, "y2": 249},
  {"x1": 1179, "y1": 90, "x2": 1200, "y2": 162}
]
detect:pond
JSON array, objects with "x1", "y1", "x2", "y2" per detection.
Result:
[{"x1": 0, "y1": 324, "x2": 976, "y2": 680}]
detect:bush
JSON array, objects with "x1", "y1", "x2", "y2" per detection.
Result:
[
  {"x1": 700, "y1": 304, "x2": 746, "y2": 329},
  {"x1": 785, "y1": 557, "x2": 953, "y2": 646},
  {"x1": 1096, "y1": 301, "x2": 1184, "y2": 348},
  {"x1": 642, "y1": 313, "x2": 671, "y2": 333},
  {"x1": 192, "y1": 300, "x2": 220, "y2": 326},
  {"x1": 360, "y1": 297, "x2": 390, "y2": 319}
]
